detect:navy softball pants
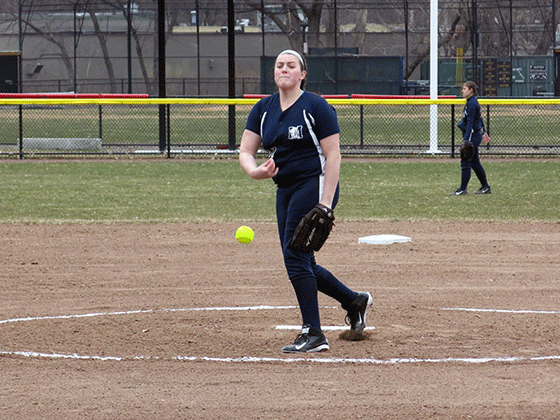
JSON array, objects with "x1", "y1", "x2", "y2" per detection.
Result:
[
  {"x1": 460, "y1": 133, "x2": 489, "y2": 191},
  {"x1": 276, "y1": 176, "x2": 357, "y2": 329}
]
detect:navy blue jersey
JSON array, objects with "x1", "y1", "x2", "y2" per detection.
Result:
[
  {"x1": 457, "y1": 95, "x2": 485, "y2": 141},
  {"x1": 245, "y1": 91, "x2": 340, "y2": 187}
]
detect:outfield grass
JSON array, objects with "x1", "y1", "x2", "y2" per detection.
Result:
[{"x1": 0, "y1": 159, "x2": 558, "y2": 224}]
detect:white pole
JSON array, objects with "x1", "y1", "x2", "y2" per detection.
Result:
[{"x1": 428, "y1": 0, "x2": 441, "y2": 153}]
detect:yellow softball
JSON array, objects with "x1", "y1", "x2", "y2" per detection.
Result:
[{"x1": 235, "y1": 225, "x2": 254, "y2": 244}]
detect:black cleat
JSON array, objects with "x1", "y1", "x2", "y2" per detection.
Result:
[
  {"x1": 449, "y1": 188, "x2": 468, "y2": 196},
  {"x1": 475, "y1": 186, "x2": 491, "y2": 194},
  {"x1": 345, "y1": 292, "x2": 373, "y2": 332},
  {"x1": 282, "y1": 324, "x2": 329, "y2": 353}
]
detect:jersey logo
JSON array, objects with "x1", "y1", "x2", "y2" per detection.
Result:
[{"x1": 288, "y1": 125, "x2": 303, "y2": 140}]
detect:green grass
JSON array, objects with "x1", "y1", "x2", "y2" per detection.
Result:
[
  {"x1": 338, "y1": 160, "x2": 559, "y2": 222},
  {"x1": 0, "y1": 159, "x2": 558, "y2": 224}
]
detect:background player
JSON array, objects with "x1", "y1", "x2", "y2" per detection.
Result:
[{"x1": 450, "y1": 81, "x2": 491, "y2": 195}]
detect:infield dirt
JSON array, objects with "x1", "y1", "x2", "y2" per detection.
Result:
[{"x1": 2, "y1": 221, "x2": 560, "y2": 419}]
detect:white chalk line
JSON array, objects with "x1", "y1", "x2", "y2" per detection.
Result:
[
  {"x1": 2, "y1": 350, "x2": 560, "y2": 366},
  {"x1": 440, "y1": 307, "x2": 560, "y2": 314},
  {"x1": 2, "y1": 305, "x2": 560, "y2": 366},
  {"x1": 3, "y1": 306, "x2": 556, "y2": 325},
  {"x1": 0, "y1": 305, "x2": 302, "y2": 325}
]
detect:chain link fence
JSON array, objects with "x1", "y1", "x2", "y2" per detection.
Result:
[
  {"x1": 2, "y1": 1, "x2": 560, "y2": 97},
  {"x1": 1, "y1": 99, "x2": 559, "y2": 159}
]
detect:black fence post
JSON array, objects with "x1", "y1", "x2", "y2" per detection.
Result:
[
  {"x1": 158, "y1": 0, "x2": 167, "y2": 154},
  {"x1": 486, "y1": 105, "x2": 490, "y2": 150},
  {"x1": 451, "y1": 104, "x2": 455, "y2": 158},
  {"x1": 18, "y1": 105, "x2": 23, "y2": 160},
  {"x1": 167, "y1": 104, "x2": 171, "y2": 158},
  {"x1": 98, "y1": 105, "x2": 102, "y2": 140},
  {"x1": 227, "y1": 0, "x2": 236, "y2": 151},
  {"x1": 360, "y1": 105, "x2": 364, "y2": 148}
]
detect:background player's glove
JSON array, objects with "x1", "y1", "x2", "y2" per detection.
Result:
[
  {"x1": 460, "y1": 141, "x2": 474, "y2": 160},
  {"x1": 289, "y1": 204, "x2": 335, "y2": 253}
]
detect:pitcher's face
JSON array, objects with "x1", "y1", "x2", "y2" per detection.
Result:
[{"x1": 274, "y1": 54, "x2": 305, "y2": 90}]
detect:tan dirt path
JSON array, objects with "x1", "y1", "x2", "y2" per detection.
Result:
[{"x1": 1, "y1": 221, "x2": 560, "y2": 419}]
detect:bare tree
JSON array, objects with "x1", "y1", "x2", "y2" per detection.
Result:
[
  {"x1": 86, "y1": 4, "x2": 118, "y2": 92},
  {"x1": 518, "y1": 2, "x2": 557, "y2": 55},
  {"x1": 3, "y1": 5, "x2": 75, "y2": 90},
  {"x1": 93, "y1": 0, "x2": 184, "y2": 95},
  {"x1": 532, "y1": 13, "x2": 555, "y2": 55},
  {"x1": 240, "y1": 0, "x2": 327, "y2": 52},
  {"x1": 0, "y1": 0, "x2": 19, "y2": 14},
  {"x1": 4, "y1": 0, "x2": 557, "y2": 94},
  {"x1": 127, "y1": 9, "x2": 156, "y2": 95},
  {"x1": 388, "y1": 1, "x2": 466, "y2": 78},
  {"x1": 352, "y1": 8, "x2": 368, "y2": 52}
]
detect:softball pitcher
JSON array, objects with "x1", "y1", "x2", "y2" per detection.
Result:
[{"x1": 239, "y1": 50, "x2": 372, "y2": 353}]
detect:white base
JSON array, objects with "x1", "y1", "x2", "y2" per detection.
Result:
[
  {"x1": 358, "y1": 234, "x2": 411, "y2": 245},
  {"x1": 276, "y1": 325, "x2": 375, "y2": 331}
]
